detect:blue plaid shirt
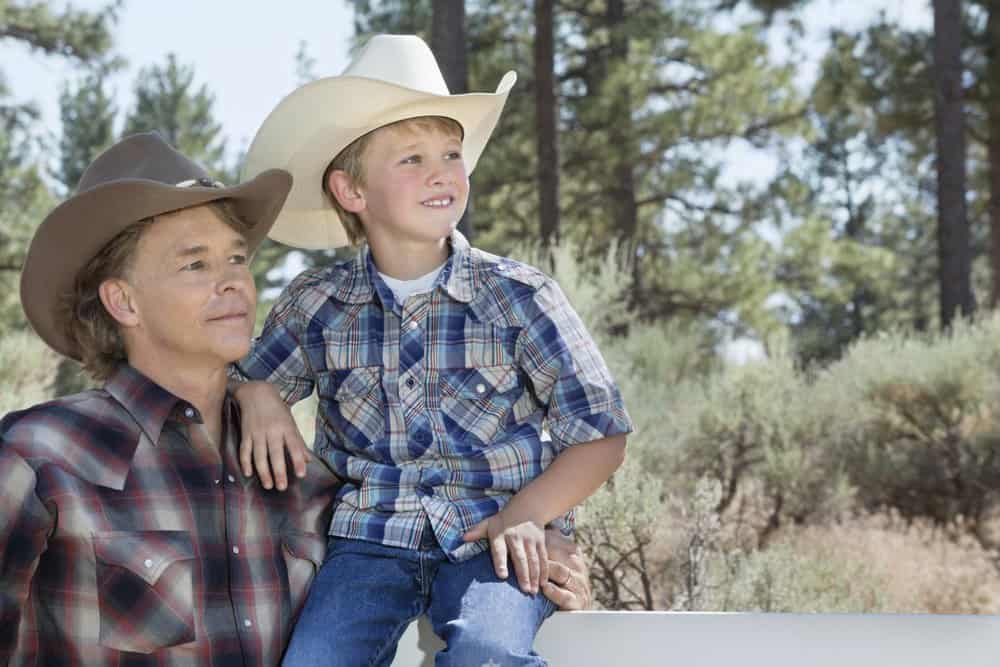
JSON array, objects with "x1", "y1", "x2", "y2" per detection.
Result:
[{"x1": 238, "y1": 232, "x2": 632, "y2": 561}]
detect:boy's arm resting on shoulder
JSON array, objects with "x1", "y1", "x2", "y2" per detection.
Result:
[
  {"x1": 0, "y1": 447, "x2": 53, "y2": 660},
  {"x1": 233, "y1": 284, "x2": 318, "y2": 492},
  {"x1": 233, "y1": 381, "x2": 311, "y2": 492}
]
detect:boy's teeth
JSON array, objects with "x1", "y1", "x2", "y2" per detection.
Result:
[{"x1": 423, "y1": 197, "x2": 451, "y2": 207}]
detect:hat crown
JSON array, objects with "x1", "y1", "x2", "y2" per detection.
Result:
[
  {"x1": 342, "y1": 34, "x2": 450, "y2": 95},
  {"x1": 76, "y1": 132, "x2": 212, "y2": 194}
]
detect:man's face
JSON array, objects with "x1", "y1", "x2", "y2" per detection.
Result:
[
  {"x1": 357, "y1": 122, "x2": 470, "y2": 247},
  {"x1": 121, "y1": 204, "x2": 256, "y2": 369}
]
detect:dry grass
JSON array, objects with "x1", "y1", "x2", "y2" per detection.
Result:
[{"x1": 772, "y1": 513, "x2": 1000, "y2": 614}]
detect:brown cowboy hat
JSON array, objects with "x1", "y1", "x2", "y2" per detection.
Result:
[{"x1": 21, "y1": 131, "x2": 292, "y2": 360}]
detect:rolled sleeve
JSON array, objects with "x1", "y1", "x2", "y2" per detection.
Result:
[
  {"x1": 517, "y1": 279, "x2": 633, "y2": 451},
  {"x1": 0, "y1": 448, "x2": 52, "y2": 660},
  {"x1": 236, "y1": 279, "x2": 317, "y2": 405}
]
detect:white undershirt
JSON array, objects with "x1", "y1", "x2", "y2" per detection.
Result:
[{"x1": 378, "y1": 262, "x2": 446, "y2": 305}]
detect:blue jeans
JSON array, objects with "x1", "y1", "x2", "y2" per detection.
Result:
[{"x1": 282, "y1": 536, "x2": 555, "y2": 666}]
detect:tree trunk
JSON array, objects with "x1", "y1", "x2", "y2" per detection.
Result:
[
  {"x1": 932, "y1": 0, "x2": 974, "y2": 326},
  {"x1": 605, "y1": 0, "x2": 641, "y2": 304},
  {"x1": 986, "y1": 1, "x2": 1000, "y2": 307},
  {"x1": 535, "y1": 0, "x2": 560, "y2": 247},
  {"x1": 607, "y1": 0, "x2": 638, "y2": 242},
  {"x1": 431, "y1": 0, "x2": 474, "y2": 242}
]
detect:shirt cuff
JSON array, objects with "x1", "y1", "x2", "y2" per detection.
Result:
[{"x1": 547, "y1": 406, "x2": 634, "y2": 451}]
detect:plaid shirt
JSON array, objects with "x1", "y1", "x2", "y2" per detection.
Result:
[
  {"x1": 238, "y1": 232, "x2": 632, "y2": 562},
  {"x1": 0, "y1": 364, "x2": 336, "y2": 666}
]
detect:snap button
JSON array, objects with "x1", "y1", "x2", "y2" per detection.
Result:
[
  {"x1": 228, "y1": 474, "x2": 236, "y2": 483},
  {"x1": 408, "y1": 321, "x2": 419, "y2": 331},
  {"x1": 243, "y1": 619, "x2": 252, "y2": 628},
  {"x1": 232, "y1": 546, "x2": 240, "y2": 555},
  {"x1": 144, "y1": 559, "x2": 153, "y2": 568},
  {"x1": 183, "y1": 407, "x2": 195, "y2": 418},
  {"x1": 475, "y1": 383, "x2": 486, "y2": 394},
  {"x1": 405, "y1": 377, "x2": 416, "y2": 389}
]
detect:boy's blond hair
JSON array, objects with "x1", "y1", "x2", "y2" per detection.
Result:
[{"x1": 321, "y1": 116, "x2": 463, "y2": 247}]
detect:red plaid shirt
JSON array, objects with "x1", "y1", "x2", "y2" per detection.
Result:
[{"x1": 0, "y1": 364, "x2": 337, "y2": 666}]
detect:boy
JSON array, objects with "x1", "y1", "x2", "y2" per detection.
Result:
[{"x1": 235, "y1": 35, "x2": 632, "y2": 666}]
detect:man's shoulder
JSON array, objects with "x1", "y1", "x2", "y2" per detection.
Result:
[{"x1": 1, "y1": 389, "x2": 129, "y2": 459}]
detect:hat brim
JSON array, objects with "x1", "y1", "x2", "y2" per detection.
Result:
[
  {"x1": 20, "y1": 168, "x2": 292, "y2": 360},
  {"x1": 242, "y1": 72, "x2": 516, "y2": 250}
]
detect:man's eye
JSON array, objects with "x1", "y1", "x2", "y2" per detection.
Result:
[
  {"x1": 230, "y1": 254, "x2": 248, "y2": 265},
  {"x1": 183, "y1": 260, "x2": 204, "y2": 271}
]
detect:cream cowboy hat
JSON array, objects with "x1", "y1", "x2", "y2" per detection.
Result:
[
  {"x1": 241, "y1": 33, "x2": 517, "y2": 249},
  {"x1": 21, "y1": 132, "x2": 292, "y2": 360}
]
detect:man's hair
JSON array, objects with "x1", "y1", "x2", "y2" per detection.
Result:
[
  {"x1": 321, "y1": 116, "x2": 464, "y2": 247},
  {"x1": 61, "y1": 200, "x2": 249, "y2": 381}
]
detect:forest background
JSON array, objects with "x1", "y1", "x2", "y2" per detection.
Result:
[{"x1": 4, "y1": 0, "x2": 1000, "y2": 612}]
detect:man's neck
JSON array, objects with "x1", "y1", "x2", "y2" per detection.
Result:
[{"x1": 126, "y1": 354, "x2": 228, "y2": 446}]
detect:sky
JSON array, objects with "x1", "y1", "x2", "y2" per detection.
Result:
[
  {"x1": 4, "y1": 1, "x2": 356, "y2": 162},
  {"x1": 4, "y1": 0, "x2": 931, "y2": 175}
]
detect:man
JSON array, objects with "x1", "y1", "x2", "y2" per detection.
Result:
[{"x1": 0, "y1": 133, "x2": 591, "y2": 666}]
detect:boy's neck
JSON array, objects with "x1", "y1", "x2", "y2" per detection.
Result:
[{"x1": 368, "y1": 236, "x2": 450, "y2": 280}]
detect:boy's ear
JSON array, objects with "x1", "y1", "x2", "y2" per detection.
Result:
[
  {"x1": 98, "y1": 278, "x2": 141, "y2": 329},
  {"x1": 327, "y1": 170, "x2": 366, "y2": 214}
]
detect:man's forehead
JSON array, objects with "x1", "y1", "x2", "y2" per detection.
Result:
[{"x1": 144, "y1": 205, "x2": 248, "y2": 254}]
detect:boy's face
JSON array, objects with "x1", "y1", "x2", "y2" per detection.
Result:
[{"x1": 353, "y1": 122, "x2": 469, "y2": 248}]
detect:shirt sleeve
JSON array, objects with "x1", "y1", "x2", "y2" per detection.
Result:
[
  {"x1": 234, "y1": 275, "x2": 317, "y2": 405},
  {"x1": 516, "y1": 278, "x2": 633, "y2": 452},
  {"x1": 0, "y1": 447, "x2": 52, "y2": 662}
]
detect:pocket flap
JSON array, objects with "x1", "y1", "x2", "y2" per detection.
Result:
[
  {"x1": 282, "y1": 530, "x2": 326, "y2": 568},
  {"x1": 94, "y1": 530, "x2": 194, "y2": 586},
  {"x1": 333, "y1": 366, "x2": 381, "y2": 400},
  {"x1": 442, "y1": 365, "x2": 518, "y2": 399}
]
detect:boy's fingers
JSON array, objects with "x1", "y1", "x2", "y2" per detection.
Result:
[
  {"x1": 267, "y1": 433, "x2": 289, "y2": 491},
  {"x1": 490, "y1": 532, "x2": 508, "y2": 579},
  {"x1": 541, "y1": 581, "x2": 575, "y2": 610},
  {"x1": 507, "y1": 537, "x2": 531, "y2": 593},
  {"x1": 239, "y1": 434, "x2": 254, "y2": 477},
  {"x1": 527, "y1": 545, "x2": 540, "y2": 593},
  {"x1": 537, "y1": 541, "x2": 549, "y2": 588},
  {"x1": 252, "y1": 438, "x2": 274, "y2": 490},
  {"x1": 288, "y1": 431, "x2": 310, "y2": 478}
]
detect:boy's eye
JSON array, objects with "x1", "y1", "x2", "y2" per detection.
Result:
[
  {"x1": 445, "y1": 151, "x2": 462, "y2": 161},
  {"x1": 401, "y1": 155, "x2": 421, "y2": 164}
]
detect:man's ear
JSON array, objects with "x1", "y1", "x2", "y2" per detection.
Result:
[
  {"x1": 327, "y1": 170, "x2": 366, "y2": 214},
  {"x1": 98, "y1": 278, "x2": 140, "y2": 328}
]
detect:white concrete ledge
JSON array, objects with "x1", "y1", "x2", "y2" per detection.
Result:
[{"x1": 391, "y1": 611, "x2": 1000, "y2": 666}]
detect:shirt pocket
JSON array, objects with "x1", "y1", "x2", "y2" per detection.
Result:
[
  {"x1": 93, "y1": 530, "x2": 196, "y2": 654},
  {"x1": 281, "y1": 530, "x2": 326, "y2": 619},
  {"x1": 318, "y1": 366, "x2": 386, "y2": 450},
  {"x1": 439, "y1": 365, "x2": 521, "y2": 452}
]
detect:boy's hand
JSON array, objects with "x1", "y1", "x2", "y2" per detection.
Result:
[
  {"x1": 463, "y1": 512, "x2": 548, "y2": 594},
  {"x1": 233, "y1": 381, "x2": 310, "y2": 491},
  {"x1": 541, "y1": 529, "x2": 592, "y2": 610}
]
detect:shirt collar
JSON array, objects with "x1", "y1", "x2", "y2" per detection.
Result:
[
  {"x1": 104, "y1": 363, "x2": 189, "y2": 447},
  {"x1": 329, "y1": 231, "x2": 478, "y2": 306}
]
